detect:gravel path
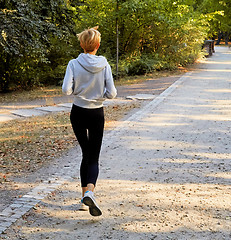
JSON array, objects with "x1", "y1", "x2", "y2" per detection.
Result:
[{"x1": 1, "y1": 46, "x2": 231, "y2": 239}]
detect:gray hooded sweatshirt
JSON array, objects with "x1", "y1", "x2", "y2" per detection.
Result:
[{"x1": 62, "y1": 53, "x2": 117, "y2": 109}]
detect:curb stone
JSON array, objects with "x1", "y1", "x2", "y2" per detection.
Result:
[{"x1": 0, "y1": 175, "x2": 72, "y2": 234}]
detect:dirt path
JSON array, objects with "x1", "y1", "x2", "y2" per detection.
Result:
[
  {"x1": 2, "y1": 47, "x2": 231, "y2": 239},
  {"x1": 0, "y1": 74, "x2": 183, "y2": 211}
]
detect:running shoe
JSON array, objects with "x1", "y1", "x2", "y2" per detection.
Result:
[
  {"x1": 79, "y1": 199, "x2": 88, "y2": 211},
  {"x1": 82, "y1": 191, "x2": 102, "y2": 216}
]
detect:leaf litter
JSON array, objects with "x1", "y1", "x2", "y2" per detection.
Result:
[{"x1": 0, "y1": 102, "x2": 141, "y2": 181}]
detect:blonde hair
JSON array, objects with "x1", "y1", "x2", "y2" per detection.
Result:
[{"x1": 77, "y1": 26, "x2": 101, "y2": 53}]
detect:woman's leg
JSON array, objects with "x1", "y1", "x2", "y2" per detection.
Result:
[
  {"x1": 70, "y1": 105, "x2": 104, "y2": 196},
  {"x1": 86, "y1": 107, "x2": 105, "y2": 187},
  {"x1": 73, "y1": 107, "x2": 104, "y2": 216},
  {"x1": 70, "y1": 105, "x2": 89, "y2": 188}
]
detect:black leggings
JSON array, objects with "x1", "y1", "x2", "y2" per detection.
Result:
[{"x1": 70, "y1": 104, "x2": 105, "y2": 187}]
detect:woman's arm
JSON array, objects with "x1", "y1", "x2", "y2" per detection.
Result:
[
  {"x1": 103, "y1": 64, "x2": 117, "y2": 99},
  {"x1": 62, "y1": 60, "x2": 74, "y2": 95}
]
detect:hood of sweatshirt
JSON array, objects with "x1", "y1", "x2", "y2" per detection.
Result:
[{"x1": 77, "y1": 53, "x2": 107, "y2": 74}]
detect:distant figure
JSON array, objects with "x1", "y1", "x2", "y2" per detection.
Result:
[
  {"x1": 62, "y1": 27, "x2": 117, "y2": 216},
  {"x1": 216, "y1": 31, "x2": 230, "y2": 45}
]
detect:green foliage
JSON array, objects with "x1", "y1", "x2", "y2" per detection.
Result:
[
  {"x1": 193, "y1": 0, "x2": 231, "y2": 38},
  {"x1": 76, "y1": 0, "x2": 208, "y2": 77},
  {"x1": 0, "y1": 0, "x2": 78, "y2": 92},
  {"x1": 1, "y1": 0, "x2": 230, "y2": 92}
]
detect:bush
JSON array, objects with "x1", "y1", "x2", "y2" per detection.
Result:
[
  {"x1": 116, "y1": 53, "x2": 179, "y2": 77},
  {"x1": 126, "y1": 56, "x2": 155, "y2": 75}
]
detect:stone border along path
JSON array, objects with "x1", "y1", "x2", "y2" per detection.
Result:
[{"x1": 0, "y1": 72, "x2": 192, "y2": 234}]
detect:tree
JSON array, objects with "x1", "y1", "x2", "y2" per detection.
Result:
[
  {"x1": 75, "y1": 0, "x2": 207, "y2": 75},
  {"x1": 194, "y1": 0, "x2": 231, "y2": 44},
  {"x1": 0, "y1": 0, "x2": 79, "y2": 92},
  {"x1": 1, "y1": 0, "x2": 226, "y2": 91}
]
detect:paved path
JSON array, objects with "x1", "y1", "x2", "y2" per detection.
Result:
[{"x1": 1, "y1": 46, "x2": 231, "y2": 239}]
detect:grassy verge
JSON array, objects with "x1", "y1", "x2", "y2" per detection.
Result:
[{"x1": 0, "y1": 102, "x2": 140, "y2": 182}]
